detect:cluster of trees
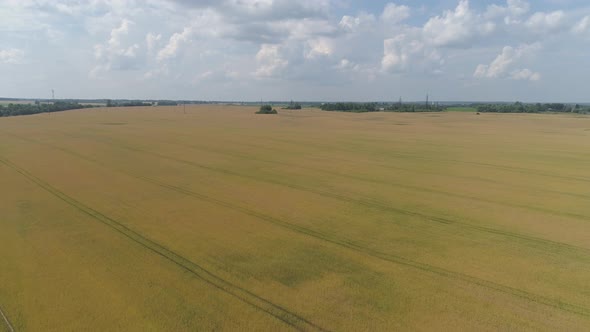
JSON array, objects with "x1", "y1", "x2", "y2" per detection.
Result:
[
  {"x1": 283, "y1": 101, "x2": 302, "y2": 110},
  {"x1": 320, "y1": 103, "x2": 379, "y2": 113},
  {"x1": 0, "y1": 101, "x2": 94, "y2": 117},
  {"x1": 106, "y1": 100, "x2": 153, "y2": 107},
  {"x1": 256, "y1": 105, "x2": 278, "y2": 114},
  {"x1": 383, "y1": 103, "x2": 445, "y2": 112},
  {"x1": 476, "y1": 102, "x2": 590, "y2": 113},
  {"x1": 320, "y1": 102, "x2": 445, "y2": 113},
  {"x1": 105, "y1": 100, "x2": 179, "y2": 107},
  {"x1": 156, "y1": 100, "x2": 179, "y2": 106}
]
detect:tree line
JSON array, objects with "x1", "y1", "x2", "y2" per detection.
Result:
[
  {"x1": 0, "y1": 101, "x2": 94, "y2": 117},
  {"x1": 320, "y1": 102, "x2": 445, "y2": 113},
  {"x1": 476, "y1": 102, "x2": 590, "y2": 113},
  {"x1": 282, "y1": 101, "x2": 302, "y2": 110},
  {"x1": 106, "y1": 100, "x2": 178, "y2": 107}
]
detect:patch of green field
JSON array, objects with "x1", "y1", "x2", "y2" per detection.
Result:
[
  {"x1": 1, "y1": 106, "x2": 590, "y2": 331},
  {"x1": 446, "y1": 106, "x2": 477, "y2": 112}
]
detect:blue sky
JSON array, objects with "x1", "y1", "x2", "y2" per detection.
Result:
[{"x1": 1, "y1": 0, "x2": 590, "y2": 102}]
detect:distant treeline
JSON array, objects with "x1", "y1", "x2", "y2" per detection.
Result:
[
  {"x1": 320, "y1": 102, "x2": 445, "y2": 113},
  {"x1": 282, "y1": 101, "x2": 302, "y2": 110},
  {"x1": 106, "y1": 100, "x2": 178, "y2": 107},
  {"x1": 0, "y1": 101, "x2": 94, "y2": 117},
  {"x1": 476, "y1": 102, "x2": 590, "y2": 114},
  {"x1": 0, "y1": 98, "x2": 215, "y2": 105}
]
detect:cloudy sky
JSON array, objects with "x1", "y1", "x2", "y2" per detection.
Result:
[{"x1": 1, "y1": 0, "x2": 589, "y2": 102}]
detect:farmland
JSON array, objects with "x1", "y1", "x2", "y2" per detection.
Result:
[
  {"x1": 445, "y1": 106, "x2": 477, "y2": 112},
  {"x1": 1, "y1": 105, "x2": 590, "y2": 331}
]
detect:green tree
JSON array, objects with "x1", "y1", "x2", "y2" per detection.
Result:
[{"x1": 257, "y1": 105, "x2": 278, "y2": 114}]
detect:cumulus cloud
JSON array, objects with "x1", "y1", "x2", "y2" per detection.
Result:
[
  {"x1": 255, "y1": 44, "x2": 289, "y2": 77},
  {"x1": 91, "y1": 19, "x2": 140, "y2": 77},
  {"x1": 51, "y1": 1, "x2": 110, "y2": 16},
  {"x1": 381, "y1": 34, "x2": 442, "y2": 73},
  {"x1": 146, "y1": 33, "x2": 162, "y2": 53},
  {"x1": 510, "y1": 68, "x2": 540, "y2": 81},
  {"x1": 525, "y1": 10, "x2": 566, "y2": 34},
  {"x1": 173, "y1": 0, "x2": 331, "y2": 22},
  {"x1": 0, "y1": 48, "x2": 25, "y2": 64},
  {"x1": 474, "y1": 43, "x2": 541, "y2": 80},
  {"x1": 3, "y1": 0, "x2": 590, "y2": 100},
  {"x1": 339, "y1": 13, "x2": 376, "y2": 33},
  {"x1": 423, "y1": 0, "x2": 495, "y2": 47},
  {"x1": 157, "y1": 27, "x2": 192, "y2": 62},
  {"x1": 486, "y1": 0, "x2": 530, "y2": 20},
  {"x1": 305, "y1": 38, "x2": 333, "y2": 59},
  {"x1": 381, "y1": 36, "x2": 412, "y2": 72},
  {"x1": 572, "y1": 16, "x2": 590, "y2": 34},
  {"x1": 335, "y1": 58, "x2": 359, "y2": 72},
  {"x1": 381, "y1": 3, "x2": 410, "y2": 24}
]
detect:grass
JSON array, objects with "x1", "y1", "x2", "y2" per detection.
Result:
[
  {"x1": 446, "y1": 106, "x2": 477, "y2": 112},
  {"x1": 1, "y1": 106, "x2": 590, "y2": 330}
]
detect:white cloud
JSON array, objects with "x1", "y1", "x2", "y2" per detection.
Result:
[
  {"x1": 381, "y1": 34, "x2": 442, "y2": 73},
  {"x1": 423, "y1": 0, "x2": 495, "y2": 47},
  {"x1": 215, "y1": 0, "x2": 330, "y2": 22},
  {"x1": 474, "y1": 43, "x2": 541, "y2": 80},
  {"x1": 272, "y1": 18, "x2": 337, "y2": 41},
  {"x1": 109, "y1": 19, "x2": 133, "y2": 48},
  {"x1": 510, "y1": 68, "x2": 541, "y2": 81},
  {"x1": 157, "y1": 27, "x2": 192, "y2": 62},
  {"x1": 476, "y1": 46, "x2": 516, "y2": 78},
  {"x1": 335, "y1": 58, "x2": 359, "y2": 72},
  {"x1": 2, "y1": 0, "x2": 590, "y2": 101},
  {"x1": 0, "y1": 48, "x2": 25, "y2": 64},
  {"x1": 525, "y1": 11, "x2": 566, "y2": 34},
  {"x1": 339, "y1": 13, "x2": 376, "y2": 33},
  {"x1": 255, "y1": 44, "x2": 289, "y2": 77},
  {"x1": 305, "y1": 38, "x2": 333, "y2": 59},
  {"x1": 91, "y1": 19, "x2": 140, "y2": 77},
  {"x1": 507, "y1": 0, "x2": 530, "y2": 16},
  {"x1": 382, "y1": 35, "x2": 411, "y2": 72},
  {"x1": 486, "y1": 0, "x2": 530, "y2": 20},
  {"x1": 146, "y1": 33, "x2": 162, "y2": 53},
  {"x1": 572, "y1": 16, "x2": 590, "y2": 34},
  {"x1": 381, "y1": 3, "x2": 410, "y2": 24}
]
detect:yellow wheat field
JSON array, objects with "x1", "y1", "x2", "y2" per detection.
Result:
[{"x1": 1, "y1": 105, "x2": 590, "y2": 331}]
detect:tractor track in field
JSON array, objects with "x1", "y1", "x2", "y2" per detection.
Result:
[
  {"x1": 3, "y1": 135, "x2": 590, "y2": 319},
  {"x1": 54, "y1": 129, "x2": 590, "y2": 223},
  {"x1": 260, "y1": 135, "x2": 590, "y2": 184},
  {"x1": 0, "y1": 305, "x2": 15, "y2": 332},
  {"x1": 173, "y1": 127, "x2": 590, "y2": 184},
  {"x1": 125, "y1": 175, "x2": 590, "y2": 318},
  {"x1": 172, "y1": 138, "x2": 590, "y2": 201},
  {"x1": 64, "y1": 131, "x2": 590, "y2": 236},
  {"x1": 0, "y1": 157, "x2": 328, "y2": 332},
  {"x1": 133, "y1": 135, "x2": 590, "y2": 220},
  {"x1": 8, "y1": 132, "x2": 590, "y2": 256},
  {"x1": 85, "y1": 126, "x2": 590, "y2": 200}
]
